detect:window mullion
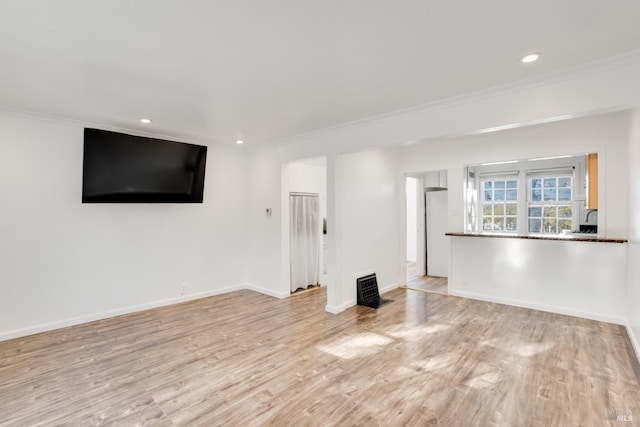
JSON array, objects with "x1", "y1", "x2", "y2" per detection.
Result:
[{"x1": 518, "y1": 170, "x2": 527, "y2": 233}]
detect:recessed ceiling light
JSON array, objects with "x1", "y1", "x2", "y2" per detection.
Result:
[
  {"x1": 140, "y1": 118, "x2": 152, "y2": 124},
  {"x1": 236, "y1": 139, "x2": 244, "y2": 145},
  {"x1": 521, "y1": 53, "x2": 540, "y2": 64}
]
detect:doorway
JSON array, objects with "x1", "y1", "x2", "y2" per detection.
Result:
[
  {"x1": 405, "y1": 176, "x2": 419, "y2": 279},
  {"x1": 281, "y1": 156, "x2": 327, "y2": 298},
  {"x1": 289, "y1": 193, "x2": 321, "y2": 292},
  {"x1": 405, "y1": 171, "x2": 450, "y2": 294}
]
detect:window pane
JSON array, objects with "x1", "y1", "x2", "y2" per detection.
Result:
[
  {"x1": 558, "y1": 205, "x2": 572, "y2": 218},
  {"x1": 477, "y1": 175, "x2": 574, "y2": 234},
  {"x1": 483, "y1": 218, "x2": 493, "y2": 230},
  {"x1": 558, "y1": 219, "x2": 572, "y2": 231},
  {"x1": 543, "y1": 188, "x2": 556, "y2": 201},
  {"x1": 543, "y1": 218, "x2": 557, "y2": 233},
  {"x1": 558, "y1": 177, "x2": 571, "y2": 188},
  {"x1": 558, "y1": 188, "x2": 571, "y2": 201},
  {"x1": 475, "y1": 173, "x2": 575, "y2": 234},
  {"x1": 529, "y1": 218, "x2": 541, "y2": 233}
]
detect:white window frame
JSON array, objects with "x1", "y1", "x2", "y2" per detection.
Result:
[
  {"x1": 479, "y1": 172, "x2": 519, "y2": 233},
  {"x1": 466, "y1": 156, "x2": 585, "y2": 235},
  {"x1": 526, "y1": 169, "x2": 577, "y2": 234}
]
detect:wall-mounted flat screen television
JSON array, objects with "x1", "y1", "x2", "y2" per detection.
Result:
[{"x1": 82, "y1": 128, "x2": 207, "y2": 203}]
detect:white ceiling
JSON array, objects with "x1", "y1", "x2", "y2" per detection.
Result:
[{"x1": 1, "y1": 1, "x2": 639, "y2": 148}]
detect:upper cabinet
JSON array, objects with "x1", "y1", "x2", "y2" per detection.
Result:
[{"x1": 587, "y1": 153, "x2": 598, "y2": 210}]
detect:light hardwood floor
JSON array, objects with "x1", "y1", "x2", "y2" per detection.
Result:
[
  {"x1": 1, "y1": 287, "x2": 639, "y2": 426},
  {"x1": 406, "y1": 275, "x2": 448, "y2": 295}
]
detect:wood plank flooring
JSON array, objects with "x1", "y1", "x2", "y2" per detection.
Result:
[
  {"x1": 406, "y1": 275, "x2": 448, "y2": 294},
  {"x1": 1, "y1": 287, "x2": 639, "y2": 426}
]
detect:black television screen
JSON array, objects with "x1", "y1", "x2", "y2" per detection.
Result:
[{"x1": 82, "y1": 128, "x2": 207, "y2": 203}]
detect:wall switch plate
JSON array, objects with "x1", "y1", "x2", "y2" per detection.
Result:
[{"x1": 265, "y1": 208, "x2": 272, "y2": 216}]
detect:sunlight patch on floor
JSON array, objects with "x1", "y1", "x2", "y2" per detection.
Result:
[
  {"x1": 410, "y1": 352, "x2": 459, "y2": 373},
  {"x1": 384, "y1": 323, "x2": 452, "y2": 340},
  {"x1": 315, "y1": 332, "x2": 393, "y2": 360},
  {"x1": 481, "y1": 337, "x2": 555, "y2": 357},
  {"x1": 462, "y1": 362, "x2": 503, "y2": 390},
  {"x1": 393, "y1": 365, "x2": 417, "y2": 379}
]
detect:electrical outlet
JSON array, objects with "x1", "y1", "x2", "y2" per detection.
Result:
[{"x1": 181, "y1": 284, "x2": 187, "y2": 295}]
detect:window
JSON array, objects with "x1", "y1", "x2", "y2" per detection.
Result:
[
  {"x1": 465, "y1": 155, "x2": 588, "y2": 236},
  {"x1": 481, "y1": 178, "x2": 518, "y2": 231},
  {"x1": 527, "y1": 175, "x2": 573, "y2": 234}
]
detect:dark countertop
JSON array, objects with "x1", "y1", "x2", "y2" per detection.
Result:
[{"x1": 445, "y1": 232, "x2": 627, "y2": 244}]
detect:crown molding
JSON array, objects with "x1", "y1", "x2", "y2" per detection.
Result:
[
  {"x1": 2, "y1": 49, "x2": 639, "y2": 152},
  {"x1": 279, "y1": 50, "x2": 640, "y2": 147},
  {"x1": 0, "y1": 105, "x2": 239, "y2": 151}
]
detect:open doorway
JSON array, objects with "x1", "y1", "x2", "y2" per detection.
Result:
[
  {"x1": 405, "y1": 176, "x2": 420, "y2": 279},
  {"x1": 289, "y1": 192, "x2": 321, "y2": 292},
  {"x1": 282, "y1": 156, "x2": 327, "y2": 298},
  {"x1": 405, "y1": 170, "x2": 450, "y2": 294}
]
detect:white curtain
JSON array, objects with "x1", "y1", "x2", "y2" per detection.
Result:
[{"x1": 290, "y1": 194, "x2": 321, "y2": 292}]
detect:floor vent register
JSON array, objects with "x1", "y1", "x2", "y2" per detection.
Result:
[{"x1": 356, "y1": 273, "x2": 392, "y2": 308}]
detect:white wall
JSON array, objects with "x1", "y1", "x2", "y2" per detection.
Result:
[
  {"x1": 398, "y1": 111, "x2": 630, "y2": 323},
  {"x1": 0, "y1": 113, "x2": 249, "y2": 340},
  {"x1": 246, "y1": 148, "x2": 403, "y2": 313},
  {"x1": 285, "y1": 160, "x2": 327, "y2": 220},
  {"x1": 331, "y1": 149, "x2": 403, "y2": 311},
  {"x1": 3, "y1": 58, "x2": 639, "y2": 344},
  {"x1": 627, "y1": 109, "x2": 640, "y2": 360},
  {"x1": 400, "y1": 111, "x2": 630, "y2": 238},
  {"x1": 450, "y1": 236, "x2": 627, "y2": 324},
  {"x1": 274, "y1": 56, "x2": 640, "y2": 323},
  {"x1": 246, "y1": 147, "x2": 283, "y2": 297}
]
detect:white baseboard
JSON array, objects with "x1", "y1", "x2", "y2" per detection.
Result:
[
  {"x1": 325, "y1": 281, "x2": 400, "y2": 314},
  {"x1": 380, "y1": 282, "x2": 401, "y2": 295},
  {"x1": 326, "y1": 299, "x2": 356, "y2": 314},
  {"x1": 626, "y1": 322, "x2": 640, "y2": 365},
  {"x1": 1, "y1": 281, "x2": 400, "y2": 342},
  {"x1": 0, "y1": 285, "x2": 244, "y2": 342},
  {"x1": 244, "y1": 283, "x2": 289, "y2": 299},
  {"x1": 450, "y1": 289, "x2": 626, "y2": 326}
]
